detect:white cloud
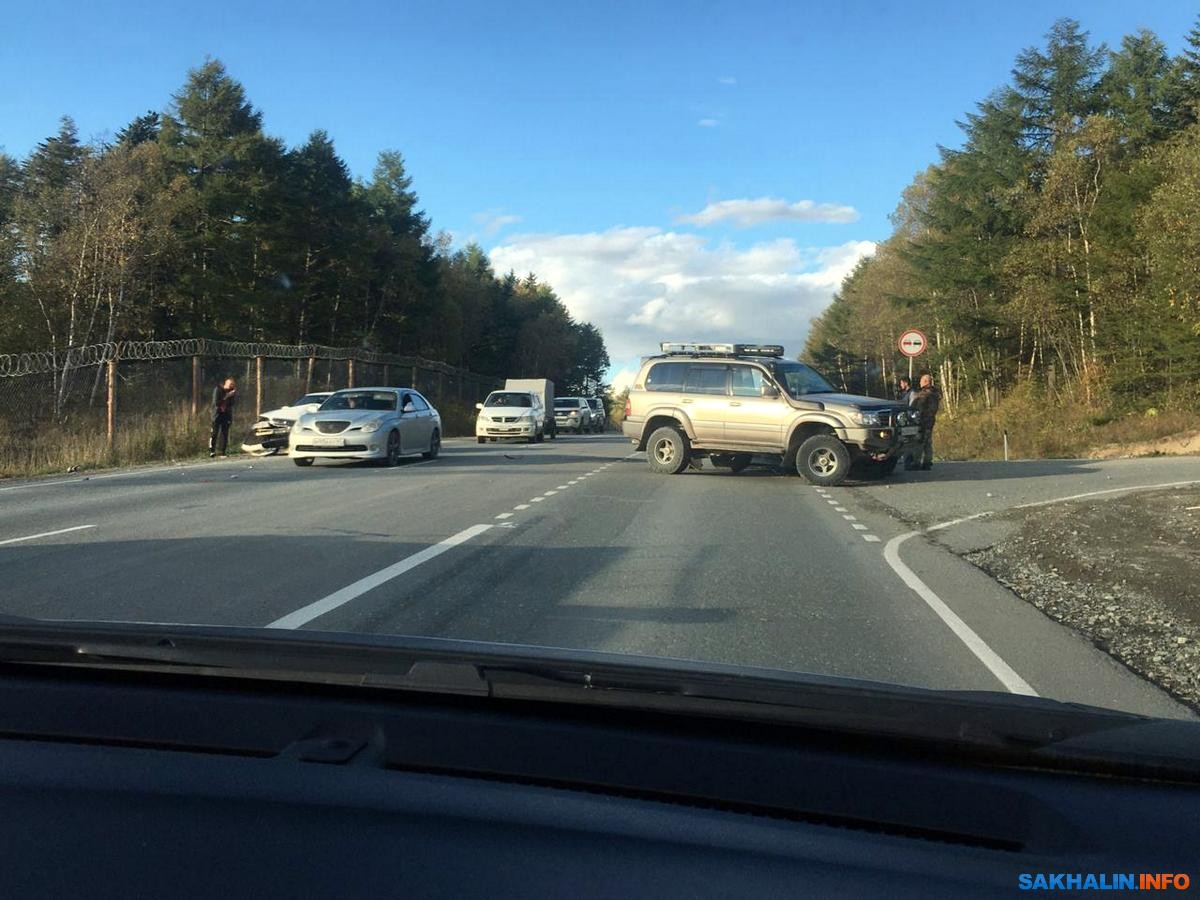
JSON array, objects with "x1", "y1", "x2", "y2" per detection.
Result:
[
  {"x1": 471, "y1": 209, "x2": 522, "y2": 236},
  {"x1": 718, "y1": 76, "x2": 737, "y2": 85},
  {"x1": 678, "y1": 197, "x2": 860, "y2": 227},
  {"x1": 488, "y1": 226, "x2": 875, "y2": 366},
  {"x1": 697, "y1": 118, "x2": 720, "y2": 128}
]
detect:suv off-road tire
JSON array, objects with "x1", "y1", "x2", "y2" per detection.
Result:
[
  {"x1": 795, "y1": 434, "x2": 850, "y2": 486},
  {"x1": 646, "y1": 425, "x2": 691, "y2": 475}
]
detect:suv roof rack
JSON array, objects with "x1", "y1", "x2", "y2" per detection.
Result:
[{"x1": 658, "y1": 342, "x2": 786, "y2": 358}]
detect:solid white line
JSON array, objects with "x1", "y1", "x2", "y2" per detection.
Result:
[
  {"x1": 883, "y1": 532, "x2": 1037, "y2": 695},
  {"x1": 851, "y1": 523, "x2": 867, "y2": 531},
  {"x1": 882, "y1": 475, "x2": 1200, "y2": 697},
  {"x1": 513, "y1": 504, "x2": 530, "y2": 510},
  {"x1": 494, "y1": 512, "x2": 513, "y2": 519},
  {"x1": 0, "y1": 524, "x2": 96, "y2": 546},
  {"x1": 266, "y1": 524, "x2": 492, "y2": 629}
]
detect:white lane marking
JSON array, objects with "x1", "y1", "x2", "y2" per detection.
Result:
[
  {"x1": 926, "y1": 478, "x2": 1200, "y2": 533},
  {"x1": 851, "y1": 524, "x2": 868, "y2": 531},
  {"x1": 385, "y1": 459, "x2": 437, "y2": 472},
  {"x1": 863, "y1": 535, "x2": 881, "y2": 543},
  {"x1": 0, "y1": 524, "x2": 96, "y2": 546},
  {"x1": 556, "y1": 485, "x2": 569, "y2": 489},
  {"x1": 267, "y1": 524, "x2": 493, "y2": 629},
  {"x1": 568, "y1": 480, "x2": 579, "y2": 484},
  {"x1": 826, "y1": 500, "x2": 839, "y2": 505},
  {"x1": 842, "y1": 515, "x2": 856, "y2": 521},
  {"x1": 543, "y1": 490, "x2": 559, "y2": 496},
  {"x1": 834, "y1": 506, "x2": 848, "y2": 513},
  {"x1": 531, "y1": 497, "x2": 545, "y2": 502},
  {"x1": 513, "y1": 504, "x2": 531, "y2": 510},
  {"x1": 1186, "y1": 505, "x2": 1200, "y2": 511},
  {"x1": 883, "y1": 532, "x2": 1037, "y2": 696},
  {"x1": 494, "y1": 512, "x2": 513, "y2": 519},
  {"x1": 881, "y1": 476, "x2": 1200, "y2": 694}
]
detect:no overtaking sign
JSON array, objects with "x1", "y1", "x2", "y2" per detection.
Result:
[{"x1": 898, "y1": 329, "x2": 928, "y2": 358}]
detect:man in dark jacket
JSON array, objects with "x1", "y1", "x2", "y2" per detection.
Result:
[
  {"x1": 910, "y1": 373, "x2": 940, "y2": 471},
  {"x1": 210, "y1": 377, "x2": 237, "y2": 458}
]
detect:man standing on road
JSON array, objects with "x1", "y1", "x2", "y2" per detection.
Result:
[
  {"x1": 911, "y1": 373, "x2": 940, "y2": 471},
  {"x1": 896, "y1": 377, "x2": 915, "y2": 469},
  {"x1": 210, "y1": 377, "x2": 237, "y2": 458}
]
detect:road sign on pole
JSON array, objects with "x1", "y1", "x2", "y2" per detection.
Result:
[
  {"x1": 898, "y1": 329, "x2": 928, "y2": 358},
  {"x1": 898, "y1": 329, "x2": 928, "y2": 380}
]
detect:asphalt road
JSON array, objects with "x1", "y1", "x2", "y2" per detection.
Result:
[{"x1": 1, "y1": 435, "x2": 1193, "y2": 719}]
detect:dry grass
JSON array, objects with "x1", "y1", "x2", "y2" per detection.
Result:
[{"x1": 936, "y1": 382, "x2": 1200, "y2": 460}]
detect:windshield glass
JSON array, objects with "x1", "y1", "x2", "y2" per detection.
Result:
[
  {"x1": 320, "y1": 391, "x2": 397, "y2": 412},
  {"x1": 5, "y1": 3, "x2": 1200, "y2": 767},
  {"x1": 768, "y1": 362, "x2": 836, "y2": 398},
  {"x1": 484, "y1": 392, "x2": 533, "y2": 408}
]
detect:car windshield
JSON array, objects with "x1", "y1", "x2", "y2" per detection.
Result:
[
  {"x1": 321, "y1": 391, "x2": 397, "y2": 412},
  {"x1": 485, "y1": 392, "x2": 533, "y2": 407},
  {"x1": 768, "y1": 362, "x2": 836, "y2": 398},
  {"x1": 6, "y1": 3, "x2": 1200, "y2": 772}
]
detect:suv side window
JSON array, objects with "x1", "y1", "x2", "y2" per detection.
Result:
[
  {"x1": 645, "y1": 362, "x2": 688, "y2": 392},
  {"x1": 730, "y1": 365, "x2": 766, "y2": 397},
  {"x1": 683, "y1": 364, "x2": 729, "y2": 395}
]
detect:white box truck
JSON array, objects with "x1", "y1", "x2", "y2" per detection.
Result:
[{"x1": 504, "y1": 379, "x2": 557, "y2": 439}]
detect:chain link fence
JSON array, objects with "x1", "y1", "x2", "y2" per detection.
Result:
[{"x1": 0, "y1": 340, "x2": 501, "y2": 477}]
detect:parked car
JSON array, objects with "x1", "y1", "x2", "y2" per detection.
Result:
[
  {"x1": 622, "y1": 342, "x2": 921, "y2": 486},
  {"x1": 585, "y1": 397, "x2": 606, "y2": 432},
  {"x1": 240, "y1": 391, "x2": 333, "y2": 455},
  {"x1": 476, "y1": 390, "x2": 545, "y2": 443},
  {"x1": 289, "y1": 387, "x2": 441, "y2": 467},
  {"x1": 553, "y1": 397, "x2": 593, "y2": 434}
]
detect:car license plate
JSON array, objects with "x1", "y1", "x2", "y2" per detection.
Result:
[
  {"x1": 311, "y1": 436, "x2": 344, "y2": 447},
  {"x1": 901, "y1": 426, "x2": 919, "y2": 437}
]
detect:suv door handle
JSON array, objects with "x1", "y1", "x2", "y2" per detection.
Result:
[{"x1": 729, "y1": 401, "x2": 742, "y2": 407}]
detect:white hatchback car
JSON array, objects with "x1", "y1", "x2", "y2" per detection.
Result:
[{"x1": 290, "y1": 387, "x2": 441, "y2": 467}]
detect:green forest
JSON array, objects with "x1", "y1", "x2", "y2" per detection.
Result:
[
  {"x1": 0, "y1": 60, "x2": 609, "y2": 395},
  {"x1": 804, "y1": 17, "x2": 1200, "y2": 453}
]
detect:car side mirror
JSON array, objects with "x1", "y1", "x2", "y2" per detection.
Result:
[
  {"x1": 475, "y1": 402, "x2": 484, "y2": 410},
  {"x1": 762, "y1": 384, "x2": 781, "y2": 399}
]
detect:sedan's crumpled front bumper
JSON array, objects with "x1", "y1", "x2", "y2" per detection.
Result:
[{"x1": 241, "y1": 421, "x2": 291, "y2": 455}]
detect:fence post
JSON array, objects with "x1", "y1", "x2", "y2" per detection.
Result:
[
  {"x1": 348, "y1": 357, "x2": 356, "y2": 388},
  {"x1": 456, "y1": 372, "x2": 463, "y2": 403},
  {"x1": 411, "y1": 366, "x2": 418, "y2": 391},
  {"x1": 306, "y1": 356, "x2": 315, "y2": 394},
  {"x1": 255, "y1": 356, "x2": 263, "y2": 418},
  {"x1": 106, "y1": 358, "x2": 117, "y2": 451},
  {"x1": 191, "y1": 356, "x2": 200, "y2": 418},
  {"x1": 383, "y1": 364, "x2": 390, "y2": 386}
]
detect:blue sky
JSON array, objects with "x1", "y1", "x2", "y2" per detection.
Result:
[{"x1": 4, "y1": 0, "x2": 1197, "y2": 379}]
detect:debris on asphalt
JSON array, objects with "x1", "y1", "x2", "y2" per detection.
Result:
[{"x1": 966, "y1": 486, "x2": 1200, "y2": 710}]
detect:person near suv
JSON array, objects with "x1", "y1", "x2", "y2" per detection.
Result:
[
  {"x1": 910, "y1": 373, "x2": 940, "y2": 470},
  {"x1": 622, "y1": 342, "x2": 921, "y2": 486}
]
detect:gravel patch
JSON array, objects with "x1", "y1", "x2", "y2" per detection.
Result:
[{"x1": 965, "y1": 487, "x2": 1200, "y2": 710}]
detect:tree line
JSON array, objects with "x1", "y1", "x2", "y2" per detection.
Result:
[
  {"x1": 0, "y1": 60, "x2": 610, "y2": 395},
  {"x1": 804, "y1": 18, "x2": 1200, "y2": 414}
]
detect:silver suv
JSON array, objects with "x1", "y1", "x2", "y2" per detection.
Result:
[{"x1": 622, "y1": 342, "x2": 922, "y2": 486}]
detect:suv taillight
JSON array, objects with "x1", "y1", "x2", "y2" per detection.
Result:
[{"x1": 624, "y1": 397, "x2": 631, "y2": 418}]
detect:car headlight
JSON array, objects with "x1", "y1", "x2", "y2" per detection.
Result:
[
  {"x1": 520, "y1": 415, "x2": 536, "y2": 423},
  {"x1": 358, "y1": 418, "x2": 385, "y2": 433},
  {"x1": 909, "y1": 409, "x2": 920, "y2": 423},
  {"x1": 849, "y1": 410, "x2": 884, "y2": 427}
]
